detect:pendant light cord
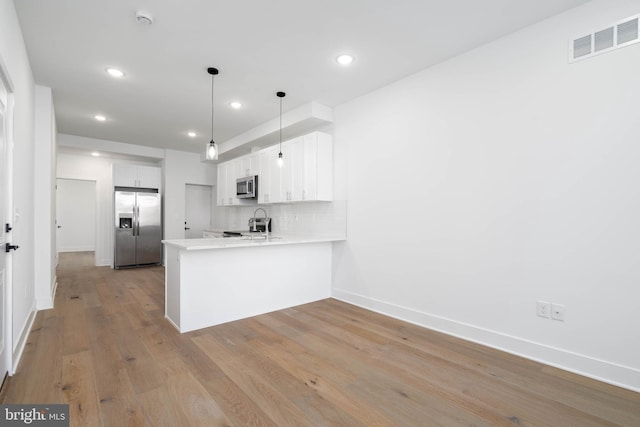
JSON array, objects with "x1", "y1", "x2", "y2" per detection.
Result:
[
  {"x1": 211, "y1": 74, "x2": 219, "y2": 141},
  {"x1": 279, "y1": 96, "x2": 282, "y2": 152}
]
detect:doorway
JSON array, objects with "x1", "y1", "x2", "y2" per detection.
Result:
[
  {"x1": 185, "y1": 184, "x2": 212, "y2": 239},
  {"x1": 56, "y1": 179, "x2": 96, "y2": 252}
]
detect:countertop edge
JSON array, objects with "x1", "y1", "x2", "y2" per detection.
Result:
[{"x1": 162, "y1": 235, "x2": 346, "y2": 251}]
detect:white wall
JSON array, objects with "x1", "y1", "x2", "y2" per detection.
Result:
[
  {"x1": 332, "y1": 0, "x2": 640, "y2": 391},
  {"x1": 163, "y1": 149, "x2": 217, "y2": 240},
  {"x1": 33, "y1": 85, "x2": 56, "y2": 310},
  {"x1": 0, "y1": 0, "x2": 37, "y2": 366}
]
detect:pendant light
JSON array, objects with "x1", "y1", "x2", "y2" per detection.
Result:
[
  {"x1": 276, "y1": 91, "x2": 285, "y2": 168},
  {"x1": 205, "y1": 67, "x2": 219, "y2": 161}
]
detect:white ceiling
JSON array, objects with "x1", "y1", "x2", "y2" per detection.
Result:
[{"x1": 15, "y1": 0, "x2": 590, "y2": 155}]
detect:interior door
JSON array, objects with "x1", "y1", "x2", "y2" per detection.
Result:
[
  {"x1": 0, "y1": 71, "x2": 12, "y2": 381},
  {"x1": 185, "y1": 184, "x2": 212, "y2": 238},
  {"x1": 56, "y1": 179, "x2": 96, "y2": 252}
]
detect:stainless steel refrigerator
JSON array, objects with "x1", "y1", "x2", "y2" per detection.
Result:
[{"x1": 114, "y1": 187, "x2": 162, "y2": 268}]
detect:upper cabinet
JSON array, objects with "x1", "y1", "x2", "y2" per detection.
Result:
[
  {"x1": 302, "y1": 131, "x2": 333, "y2": 201},
  {"x1": 258, "y1": 146, "x2": 277, "y2": 204},
  {"x1": 216, "y1": 161, "x2": 241, "y2": 206},
  {"x1": 216, "y1": 162, "x2": 228, "y2": 206},
  {"x1": 279, "y1": 136, "x2": 305, "y2": 202},
  {"x1": 217, "y1": 131, "x2": 332, "y2": 206},
  {"x1": 262, "y1": 131, "x2": 332, "y2": 204},
  {"x1": 113, "y1": 164, "x2": 161, "y2": 189},
  {"x1": 239, "y1": 153, "x2": 259, "y2": 178}
]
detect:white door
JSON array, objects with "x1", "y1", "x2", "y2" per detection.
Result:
[
  {"x1": 0, "y1": 70, "x2": 13, "y2": 380},
  {"x1": 56, "y1": 179, "x2": 96, "y2": 252},
  {"x1": 185, "y1": 184, "x2": 212, "y2": 238}
]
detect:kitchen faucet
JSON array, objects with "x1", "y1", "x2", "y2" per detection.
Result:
[{"x1": 252, "y1": 208, "x2": 268, "y2": 232}]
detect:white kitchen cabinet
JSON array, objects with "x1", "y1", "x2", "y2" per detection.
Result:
[
  {"x1": 137, "y1": 165, "x2": 162, "y2": 188},
  {"x1": 302, "y1": 131, "x2": 333, "y2": 201},
  {"x1": 227, "y1": 160, "x2": 241, "y2": 205},
  {"x1": 258, "y1": 145, "x2": 287, "y2": 204},
  {"x1": 273, "y1": 132, "x2": 332, "y2": 202},
  {"x1": 240, "y1": 153, "x2": 258, "y2": 177},
  {"x1": 279, "y1": 136, "x2": 305, "y2": 202},
  {"x1": 218, "y1": 157, "x2": 257, "y2": 206},
  {"x1": 216, "y1": 161, "x2": 240, "y2": 206},
  {"x1": 216, "y1": 162, "x2": 228, "y2": 206},
  {"x1": 258, "y1": 147, "x2": 274, "y2": 204},
  {"x1": 113, "y1": 164, "x2": 138, "y2": 187},
  {"x1": 113, "y1": 164, "x2": 161, "y2": 189}
]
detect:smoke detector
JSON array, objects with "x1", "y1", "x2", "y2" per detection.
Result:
[{"x1": 135, "y1": 11, "x2": 154, "y2": 25}]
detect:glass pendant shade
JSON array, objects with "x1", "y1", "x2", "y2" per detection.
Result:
[
  {"x1": 277, "y1": 151, "x2": 283, "y2": 168},
  {"x1": 206, "y1": 139, "x2": 218, "y2": 160}
]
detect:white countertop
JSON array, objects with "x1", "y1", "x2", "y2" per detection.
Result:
[{"x1": 162, "y1": 234, "x2": 345, "y2": 251}]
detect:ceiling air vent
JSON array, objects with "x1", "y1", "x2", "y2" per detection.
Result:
[{"x1": 569, "y1": 14, "x2": 639, "y2": 62}]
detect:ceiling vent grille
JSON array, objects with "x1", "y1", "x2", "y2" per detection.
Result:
[{"x1": 569, "y1": 14, "x2": 639, "y2": 62}]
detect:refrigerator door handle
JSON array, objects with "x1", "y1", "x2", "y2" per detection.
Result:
[{"x1": 134, "y1": 205, "x2": 140, "y2": 237}]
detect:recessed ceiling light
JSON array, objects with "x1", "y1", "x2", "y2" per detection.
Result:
[
  {"x1": 91, "y1": 152, "x2": 100, "y2": 157},
  {"x1": 229, "y1": 101, "x2": 242, "y2": 109},
  {"x1": 187, "y1": 131, "x2": 197, "y2": 138},
  {"x1": 336, "y1": 54, "x2": 354, "y2": 66},
  {"x1": 106, "y1": 68, "x2": 125, "y2": 78},
  {"x1": 94, "y1": 114, "x2": 107, "y2": 122}
]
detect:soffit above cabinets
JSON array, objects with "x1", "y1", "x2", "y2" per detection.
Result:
[{"x1": 206, "y1": 102, "x2": 333, "y2": 163}]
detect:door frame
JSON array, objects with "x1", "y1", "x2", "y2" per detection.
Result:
[{"x1": 0, "y1": 55, "x2": 15, "y2": 377}]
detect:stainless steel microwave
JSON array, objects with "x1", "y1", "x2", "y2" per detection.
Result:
[{"x1": 236, "y1": 175, "x2": 257, "y2": 199}]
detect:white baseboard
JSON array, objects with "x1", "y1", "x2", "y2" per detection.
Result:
[
  {"x1": 36, "y1": 277, "x2": 57, "y2": 310},
  {"x1": 12, "y1": 304, "x2": 37, "y2": 375},
  {"x1": 58, "y1": 247, "x2": 95, "y2": 253},
  {"x1": 51, "y1": 277, "x2": 58, "y2": 302},
  {"x1": 332, "y1": 288, "x2": 640, "y2": 393},
  {"x1": 165, "y1": 315, "x2": 180, "y2": 332}
]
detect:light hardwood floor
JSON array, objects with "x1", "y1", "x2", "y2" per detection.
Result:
[{"x1": 2, "y1": 251, "x2": 639, "y2": 426}]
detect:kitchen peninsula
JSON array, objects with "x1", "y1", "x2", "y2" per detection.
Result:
[{"x1": 162, "y1": 235, "x2": 344, "y2": 333}]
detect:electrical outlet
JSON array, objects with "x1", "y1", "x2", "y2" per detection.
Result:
[
  {"x1": 551, "y1": 303, "x2": 565, "y2": 321},
  {"x1": 536, "y1": 301, "x2": 551, "y2": 318}
]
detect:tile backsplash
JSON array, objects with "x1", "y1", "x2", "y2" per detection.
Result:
[{"x1": 213, "y1": 200, "x2": 347, "y2": 238}]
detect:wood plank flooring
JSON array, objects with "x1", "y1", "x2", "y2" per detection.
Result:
[{"x1": 2, "y1": 251, "x2": 639, "y2": 426}]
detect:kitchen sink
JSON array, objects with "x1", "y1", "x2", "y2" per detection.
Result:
[{"x1": 240, "y1": 235, "x2": 281, "y2": 241}]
